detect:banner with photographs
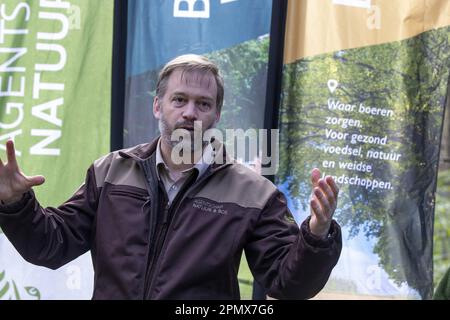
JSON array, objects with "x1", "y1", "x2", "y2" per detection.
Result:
[{"x1": 278, "y1": 0, "x2": 450, "y2": 299}]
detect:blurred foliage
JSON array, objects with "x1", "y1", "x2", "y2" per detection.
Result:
[
  {"x1": 238, "y1": 254, "x2": 254, "y2": 300},
  {"x1": 322, "y1": 277, "x2": 358, "y2": 294},
  {"x1": 207, "y1": 35, "x2": 270, "y2": 130},
  {"x1": 277, "y1": 26, "x2": 450, "y2": 299},
  {"x1": 433, "y1": 169, "x2": 450, "y2": 289}
]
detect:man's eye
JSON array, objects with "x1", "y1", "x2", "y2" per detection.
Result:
[
  {"x1": 199, "y1": 101, "x2": 211, "y2": 110},
  {"x1": 173, "y1": 97, "x2": 185, "y2": 104}
]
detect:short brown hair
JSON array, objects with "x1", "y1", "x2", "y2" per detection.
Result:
[{"x1": 156, "y1": 54, "x2": 224, "y2": 113}]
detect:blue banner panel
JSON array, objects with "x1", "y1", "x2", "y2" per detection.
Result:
[{"x1": 127, "y1": 0, "x2": 272, "y2": 76}]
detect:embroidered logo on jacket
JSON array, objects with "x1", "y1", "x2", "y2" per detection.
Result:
[{"x1": 192, "y1": 199, "x2": 228, "y2": 215}]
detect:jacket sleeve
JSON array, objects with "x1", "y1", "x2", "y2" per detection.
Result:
[
  {"x1": 0, "y1": 165, "x2": 98, "y2": 270},
  {"x1": 244, "y1": 190, "x2": 342, "y2": 300}
]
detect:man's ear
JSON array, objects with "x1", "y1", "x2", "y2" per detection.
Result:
[
  {"x1": 153, "y1": 96, "x2": 161, "y2": 119},
  {"x1": 214, "y1": 109, "x2": 221, "y2": 125}
]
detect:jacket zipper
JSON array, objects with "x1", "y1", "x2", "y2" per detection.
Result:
[
  {"x1": 142, "y1": 201, "x2": 169, "y2": 298},
  {"x1": 143, "y1": 171, "x2": 202, "y2": 299},
  {"x1": 137, "y1": 157, "x2": 161, "y2": 300}
]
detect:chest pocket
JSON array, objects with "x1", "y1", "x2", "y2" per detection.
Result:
[
  {"x1": 100, "y1": 187, "x2": 151, "y2": 248},
  {"x1": 109, "y1": 187, "x2": 148, "y2": 200},
  {"x1": 107, "y1": 186, "x2": 150, "y2": 216}
]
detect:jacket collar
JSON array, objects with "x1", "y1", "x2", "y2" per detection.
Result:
[
  {"x1": 119, "y1": 136, "x2": 235, "y2": 173},
  {"x1": 118, "y1": 137, "x2": 159, "y2": 162}
]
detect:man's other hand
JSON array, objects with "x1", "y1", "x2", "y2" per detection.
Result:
[
  {"x1": 309, "y1": 168, "x2": 339, "y2": 239},
  {"x1": 0, "y1": 140, "x2": 45, "y2": 204}
]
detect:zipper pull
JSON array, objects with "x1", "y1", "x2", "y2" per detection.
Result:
[{"x1": 141, "y1": 196, "x2": 151, "y2": 213}]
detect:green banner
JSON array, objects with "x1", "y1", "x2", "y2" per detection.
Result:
[
  {"x1": 0, "y1": 0, "x2": 113, "y2": 299},
  {"x1": 0, "y1": 0, "x2": 112, "y2": 206}
]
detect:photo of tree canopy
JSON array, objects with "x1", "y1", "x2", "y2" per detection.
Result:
[{"x1": 277, "y1": 26, "x2": 450, "y2": 299}]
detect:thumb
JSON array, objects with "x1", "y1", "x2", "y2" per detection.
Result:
[{"x1": 26, "y1": 175, "x2": 46, "y2": 187}]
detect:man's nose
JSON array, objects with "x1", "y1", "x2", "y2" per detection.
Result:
[{"x1": 182, "y1": 101, "x2": 198, "y2": 120}]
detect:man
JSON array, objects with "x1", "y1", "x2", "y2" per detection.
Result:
[{"x1": 0, "y1": 54, "x2": 342, "y2": 299}]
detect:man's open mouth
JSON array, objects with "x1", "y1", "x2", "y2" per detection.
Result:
[{"x1": 178, "y1": 126, "x2": 194, "y2": 131}]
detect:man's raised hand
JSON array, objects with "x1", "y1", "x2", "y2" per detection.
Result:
[
  {"x1": 0, "y1": 140, "x2": 45, "y2": 204},
  {"x1": 309, "y1": 168, "x2": 339, "y2": 239}
]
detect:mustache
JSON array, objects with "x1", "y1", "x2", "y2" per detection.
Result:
[
  {"x1": 173, "y1": 120, "x2": 203, "y2": 130},
  {"x1": 174, "y1": 121, "x2": 198, "y2": 130}
]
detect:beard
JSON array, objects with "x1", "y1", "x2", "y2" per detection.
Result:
[
  {"x1": 159, "y1": 115, "x2": 180, "y2": 149},
  {"x1": 158, "y1": 114, "x2": 213, "y2": 153}
]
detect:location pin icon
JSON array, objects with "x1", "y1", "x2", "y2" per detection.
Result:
[{"x1": 327, "y1": 79, "x2": 338, "y2": 93}]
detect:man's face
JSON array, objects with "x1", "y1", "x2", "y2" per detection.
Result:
[{"x1": 153, "y1": 68, "x2": 220, "y2": 151}]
